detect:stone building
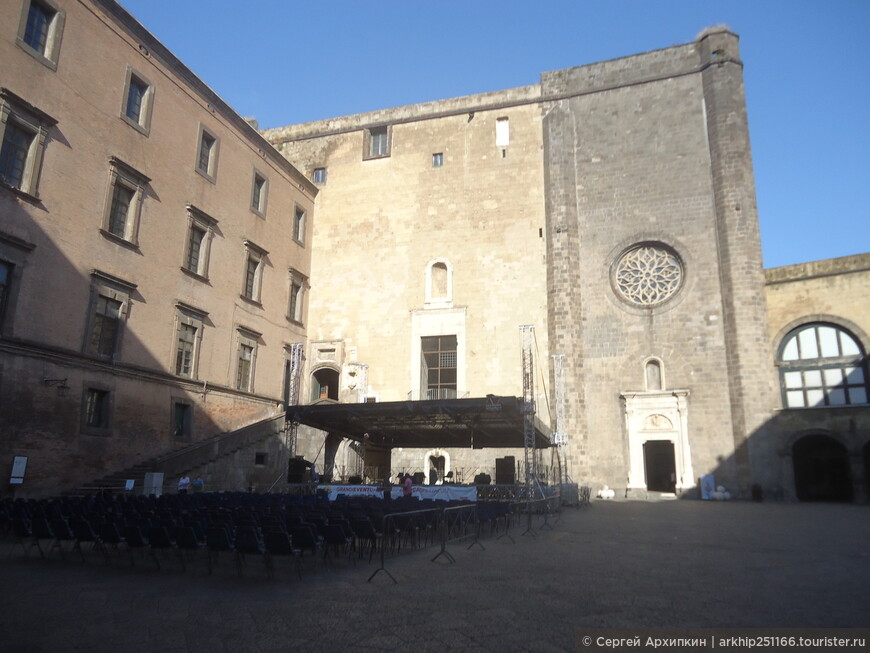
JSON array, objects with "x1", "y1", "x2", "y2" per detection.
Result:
[
  {"x1": 0, "y1": 0, "x2": 314, "y2": 496},
  {"x1": 265, "y1": 29, "x2": 869, "y2": 501},
  {"x1": 2, "y1": 2, "x2": 867, "y2": 501}
]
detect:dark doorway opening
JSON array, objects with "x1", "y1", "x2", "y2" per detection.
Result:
[
  {"x1": 429, "y1": 455, "x2": 445, "y2": 485},
  {"x1": 793, "y1": 435, "x2": 853, "y2": 502},
  {"x1": 644, "y1": 440, "x2": 676, "y2": 493},
  {"x1": 311, "y1": 368, "x2": 339, "y2": 401}
]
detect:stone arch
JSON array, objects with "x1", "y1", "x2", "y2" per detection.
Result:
[
  {"x1": 792, "y1": 433, "x2": 853, "y2": 502},
  {"x1": 424, "y1": 257, "x2": 453, "y2": 307},
  {"x1": 643, "y1": 357, "x2": 664, "y2": 391},
  {"x1": 422, "y1": 448, "x2": 450, "y2": 485},
  {"x1": 310, "y1": 365, "x2": 339, "y2": 401}
]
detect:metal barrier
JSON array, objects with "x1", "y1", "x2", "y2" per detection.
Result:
[
  {"x1": 368, "y1": 501, "x2": 519, "y2": 583},
  {"x1": 431, "y1": 503, "x2": 478, "y2": 563},
  {"x1": 368, "y1": 507, "x2": 440, "y2": 583}
]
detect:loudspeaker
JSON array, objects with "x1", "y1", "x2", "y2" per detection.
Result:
[
  {"x1": 287, "y1": 458, "x2": 307, "y2": 483},
  {"x1": 495, "y1": 456, "x2": 516, "y2": 485}
]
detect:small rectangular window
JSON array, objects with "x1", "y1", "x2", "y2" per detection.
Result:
[
  {"x1": 288, "y1": 270, "x2": 306, "y2": 324},
  {"x1": 121, "y1": 67, "x2": 154, "y2": 135},
  {"x1": 293, "y1": 206, "x2": 306, "y2": 245},
  {"x1": 0, "y1": 89, "x2": 56, "y2": 197},
  {"x1": 17, "y1": 0, "x2": 65, "y2": 69},
  {"x1": 89, "y1": 295, "x2": 122, "y2": 357},
  {"x1": 313, "y1": 167, "x2": 327, "y2": 184},
  {"x1": 175, "y1": 323, "x2": 197, "y2": 377},
  {"x1": 108, "y1": 184, "x2": 134, "y2": 237},
  {"x1": 0, "y1": 261, "x2": 13, "y2": 331},
  {"x1": 496, "y1": 117, "x2": 509, "y2": 147},
  {"x1": 182, "y1": 204, "x2": 217, "y2": 279},
  {"x1": 82, "y1": 385, "x2": 112, "y2": 435},
  {"x1": 235, "y1": 329, "x2": 260, "y2": 392},
  {"x1": 172, "y1": 303, "x2": 206, "y2": 379},
  {"x1": 84, "y1": 271, "x2": 134, "y2": 361},
  {"x1": 241, "y1": 241, "x2": 267, "y2": 304},
  {"x1": 173, "y1": 401, "x2": 193, "y2": 437},
  {"x1": 432, "y1": 152, "x2": 443, "y2": 168},
  {"x1": 364, "y1": 125, "x2": 391, "y2": 160},
  {"x1": 0, "y1": 122, "x2": 33, "y2": 190},
  {"x1": 250, "y1": 170, "x2": 268, "y2": 216},
  {"x1": 85, "y1": 389, "x2": 109, "y2": 427},
  {"x1": 195, "y1": 125, "x2": 219, "y2": 181},
  {"x1": 100, "y1": 157, "x2": 149, "y2": 247},
  {"x1": 254, "y1": 452, "x2": 268, "y2": 466}
]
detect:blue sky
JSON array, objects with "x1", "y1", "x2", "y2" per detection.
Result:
[{"x1": 119, "y1": 0, "x2": 868, "y2": 269}]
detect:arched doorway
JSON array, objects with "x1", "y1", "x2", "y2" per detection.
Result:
[
  {"x1": 792, "y1": 435, "x2": 853, "y2": 502},
  {"x1": 311, "y1": 368, "x2": 339, "y2": 401}
]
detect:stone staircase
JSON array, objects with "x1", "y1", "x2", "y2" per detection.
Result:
[{"x1": 69, "y1": 414, "x2": 286, "y2": 495}]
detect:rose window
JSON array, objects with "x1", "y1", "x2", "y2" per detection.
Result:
[{"x1": 614, "y1": 244, "x2": 683, "y2": 306}]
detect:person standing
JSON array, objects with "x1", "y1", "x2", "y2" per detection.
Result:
[
  {"x1": 177, "y1": 474, "x2": 191, "y2": 494},
  {"x1": 192, "y1": 475, "x2": 204, "y2": 493},
  {"x1": 402, "y1": 473, "x2": 413, "y2": 498}
]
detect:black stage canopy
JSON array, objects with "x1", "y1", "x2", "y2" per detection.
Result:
[{"x1": 287, "y1": 395, "x2": 552, "y2": 450}]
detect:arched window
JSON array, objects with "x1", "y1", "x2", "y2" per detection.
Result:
[
  {"x1": 424, "y1": 258, "x2": 453, "y2": 307},
  {"x1": 778, "y1": 323, "x2": 868, "y2": 408},
  {"x1": 645, "y1": 359, "x2": 663, "y2": 391}
]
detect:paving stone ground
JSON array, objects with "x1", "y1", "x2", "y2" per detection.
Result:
[{"x1": 1, "y1": 500, "x2": 868, "y2": 652}]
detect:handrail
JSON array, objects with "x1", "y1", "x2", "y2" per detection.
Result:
[{"x1": 154, "y1": 414, "x2": 285, "y2": 466}]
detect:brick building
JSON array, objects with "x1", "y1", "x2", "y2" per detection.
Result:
[{"x1": 1, "y1": 0, "x2": 313, "y2": 496}]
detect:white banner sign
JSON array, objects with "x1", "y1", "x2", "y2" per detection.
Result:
[{"x1": 321, "y1": 484, "x2": 477, "y2": 502}]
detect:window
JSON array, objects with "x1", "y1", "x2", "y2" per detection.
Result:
[
  {"x1": 645, "y1": 359, "x2": 664, "y2": 391},
  {"x1": 235, "y1": 329, "x2": 260, "y2": 392},
  {"x1": 173, "y1": 304, "x2": 205, "y2": 379},
  {"x1": 778, "y1": 323, "x2": 868, "y2": 408},
  {"x1": 0, "y1": 88, "x2": 56, "y2": 197},
  {"x1": 100, "y1": 157, "x2": 149, "y2": 247},
  {"x1": 172, "y1": 400, "x2": 193, "y2": 438},
  {"x1": 250, "y1": 169, "x2": 268, "y2": 216},
  {"x1": 81, "y1": 385, "x2": 112, "y2": 436},
  {"x1": 364, "y1": 125, "x2": 391, "y2": 160},
  {"x1": 0, "y1": 261, "x2": 12, "y2": 331},
  {"x1": 496, "y1": 117, "x2": 510, "y2": 147},
  {"x1": 121, "y1": 66, "x2": 154, "y2": 135},
  {"x1": 313, "y1": 167, "x2": 327, "y2": 184},
  {"x1": 432, "y1": 152, "x2": 443, "y2": 168},
  {"x1": 0, "y1": 231, "x2": 33, "y2": 337},
  {"x1": 182, "y1": 205, "x2": 217, "y2": 279},
  {"x1": 90, "y1": 295, "x2": 122, "y2": 357},
  {"x1": 17, "y1": 0, "x2": 65, "y2": 69},
  {"x1": 421, "y1": 335, "x2": 458, "y2": 400},
  {"x1": 424, "y1": 258, "x2": 453, "y2": 307},
  {"x1": 195, "y1": 125, "x2": 219, "y2": 181},
  {"x1": 293, "y1": 206, "x2": 306, "y2": 245},
  {"x1": 84, "y1": 271, "x2": 134, "y2": 360},
  {"x1": 241, "y1": 241, "x2": 267, "y2": 304},
  {"x1": 254, "y1": 452, "x2": 268, "y2": 466},
  {"x1": 288, "y1": 269, "x2": 306, "y2": 324}
]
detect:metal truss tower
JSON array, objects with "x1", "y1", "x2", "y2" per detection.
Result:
[
  {"x1": 520, "y1": 325, "x2": 538, "y2": 532},
  {"x1": 552, "y1": 353, "x2": 568, "y2": 483},
  {"x1": 284, "y1": 343, "x2": 305, "y2": 456}
]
